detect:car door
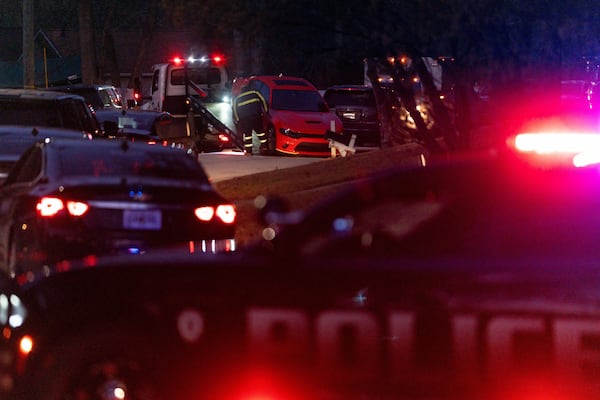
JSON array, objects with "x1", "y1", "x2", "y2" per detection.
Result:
[{"x1": 0, "y1": 145, "x2": 43, "y2": 272}]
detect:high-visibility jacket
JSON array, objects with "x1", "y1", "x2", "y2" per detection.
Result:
[{"x1": 233, "y1": 90, "x2": 267, "y2": 122}]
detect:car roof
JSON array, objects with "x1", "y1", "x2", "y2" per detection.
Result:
[
  {"x1": 42, "y1": 136, "x2": 191, "y2": 156},
  {"x1": 48, "y1": 83, "x2": 117, "y2": 92},
  {"x1": 0, "y1": 125, "x2": 91, "y2": 137},
  {"x1": 0, "y1": 88, "x2": 86, "y2": 102},
  {"x1": 251, "y1": 75, "x2": 318, "y2": 91}
]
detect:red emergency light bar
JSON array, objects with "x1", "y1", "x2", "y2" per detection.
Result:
[
  {"x1": 511, "y1": 132, "x2": 600, "y2": 168},
  {"x1": 170, "y1": 54, "x2": 225, "y2": 65}
]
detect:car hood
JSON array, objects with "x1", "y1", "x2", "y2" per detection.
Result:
[{"x1": 270, "y1": 109, "x2": 339, "y2": 133}]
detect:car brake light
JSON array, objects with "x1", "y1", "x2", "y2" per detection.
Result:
[
  {"x1": 216, "y1": 204, "x2": 236, "y2": 224},
  {"x1": 19, "y1": 335, "x2": 34, "y2": 356},
  {"x1": 195, "y1": 206, "x2": 215, "y2": 221},
  {"x1": 36, "y1": 197, "x2": 89, "y2": 217},
  {"x1": 36, "y1": 197, "x2": 64, "y2": 217},
  {"x1": 194, "y1": 205, "x2": 236, "y2": 223},
  {"x1": 66, "y1": 201, "x2": 89, "y2": 216}
]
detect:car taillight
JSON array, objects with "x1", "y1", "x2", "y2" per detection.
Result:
[
  {"x1": 66, "y1": 201, "x2": 89, "y2": 216},
  {"x1": 194, "y1": 205, "x2": 236, "y2": 224},
  {"x1": 195, "y1": 206, "x2": 215, "y2": 221},
  {"x1": 216, "y1": 204, "x2": 236, "y2": 224},
  {"x1": 36, "y1": 197, "x2": 89, "y2": 217}
]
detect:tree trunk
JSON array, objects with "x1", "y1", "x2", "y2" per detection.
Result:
[
  {"x1": 22, "y1": 0, "x2": 35, "y2": 88},
  {"x1": 79, "y1": 0, "x2": 98, "y2": 84},
  {"x1": 127, "y1": 0, "x2": 159, "y2": 91}
]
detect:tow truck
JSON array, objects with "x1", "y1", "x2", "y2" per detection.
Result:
[{"x1": 144, "y1": 55, "x2": 243, "y2": 152}]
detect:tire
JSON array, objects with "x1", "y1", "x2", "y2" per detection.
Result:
[
  {"x1": 261, "y1": 125, "x2": 276, "y2": 155},
  {"x1": 26, "y1": 328, "x2": 164, "y2": 400}
]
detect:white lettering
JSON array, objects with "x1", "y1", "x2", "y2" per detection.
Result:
[
  {"x1": 387, "y1": 312, "x2": 415, "y2": 382},
  {"x1": 315, "y1": 310, "x2": 380, "y2": 382},
  {"x1": 486, "y1": 316, "x2": 545, "y2": 376},
  {"x1": 554, "y1": 318, "x2": 600, "y2": 385},
  {"x1": 246, "y1": 308, "x2": 309, "y2": 360}
]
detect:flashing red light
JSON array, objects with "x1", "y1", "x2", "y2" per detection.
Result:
[
  {"x1": 172, "y1": 56, "x2": 184, "y2": 65},
  {"x1": 212, "y1": 54, "x2": 224, "y2": 64}
]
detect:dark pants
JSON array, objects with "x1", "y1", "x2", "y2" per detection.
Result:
[{"x1": 237, "y1": 115, "x2": 263, "y2": 154}]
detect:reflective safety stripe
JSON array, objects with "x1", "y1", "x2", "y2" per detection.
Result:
[{"x1": 256, "y1": 132, "x2": 267, "y2": 143}]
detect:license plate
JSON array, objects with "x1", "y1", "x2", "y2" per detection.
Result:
[
  {"x1": 342, "y1": 112, "x2": 357, "y2": 120},
  {"x1": 123, "y1": 210, "x2": 162, "y2": 230}
]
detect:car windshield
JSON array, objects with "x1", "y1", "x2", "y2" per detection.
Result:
[
  {"x1": 57, "y1": 146, "x2": 209, "y2": 182},
  {"x1": 271, "y1": 89, "x2": 327, "y2": 112}
]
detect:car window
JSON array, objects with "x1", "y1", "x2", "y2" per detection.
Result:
[
  {"x1": 10, "y1": 146, "x2": 42, "y2": 184},
  {"x1": 271, "y1": 89, "x2": 328, "y2": 112},
  {"x1": 57, "y1": 146, "x2": 210, "y2": 182},
  {"x1": 97, "y1": 89, "x2": 113, "y2": 108},
  {"x1": 151, "y1": 69, "x2": 160, "y2": 93},
  {"x1": 0, "y1": 100, "x2": 61, "y2": 127}
]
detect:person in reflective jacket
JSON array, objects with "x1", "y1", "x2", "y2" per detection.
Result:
[{"x1": 232, "y1": 87, "x2": 268, "y2": 155}]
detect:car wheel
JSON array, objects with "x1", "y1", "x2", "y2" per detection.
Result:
[
  {"x1": 28, "y1": 328, "x2": 164, "y2": 400},
  {"x1": 261, "y1": 125, "x2": 276, "y2": 155}
]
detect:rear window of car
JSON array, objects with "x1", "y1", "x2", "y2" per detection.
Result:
[
  {"x1": 324, "y1": 89, "x2": 376, "y2": 108},
  {"x1": 57, "y1": 146, "x2": 210, "y2": 182},
  {"x1": 271, "y1": 89, "x2": 327, "y2": 112}
]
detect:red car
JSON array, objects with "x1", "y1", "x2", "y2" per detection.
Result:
[{"x1": 232, "y1": 75, "x2": 344, "y2": 156}]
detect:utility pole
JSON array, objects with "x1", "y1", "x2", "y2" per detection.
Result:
[{"x1": 22, "y1": 0, "x2": 35, "y2": 88}]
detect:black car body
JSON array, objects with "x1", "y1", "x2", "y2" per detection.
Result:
[
  {"x1": 323, "y1": 85, "x2": 381, "y2": 148},
  {"x1": 0, "y1": 138, "x2": 236, "y2": 278},
  {"x1": 2, "y1": 132, "x2": 600, "y2": 399},
  {"x1": 0, "y1": 126, "x2": 92, "y2": 183},
  {"x1": 94, "y1": 108, "x2": 175, "y2": 142},
  {"x1": 0, "y1": 88, "x2": 100, "y2": 136}
]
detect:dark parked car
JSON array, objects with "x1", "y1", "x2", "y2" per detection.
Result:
[
  {"x1": 47, "y1": 84, "x2": 204, "y2": 150},
  {"x1": 47, "y1": 83, "x2": 125, "y2": 110},
  {"x1": 323, "y1": 85, "x2": 381, "y2": 148},
  {"x1": 0, "y1": 88, "x2": 100, "y2": 136},
  {"x1": 0, "y1": 138, "x2": 236, "y2": 278},
  {"x1": 3, "y1": 128, "x2": 600, "y2": 399},
  {"x1": 0, "y1": 126, "x2": 92, "y2": 183}
]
